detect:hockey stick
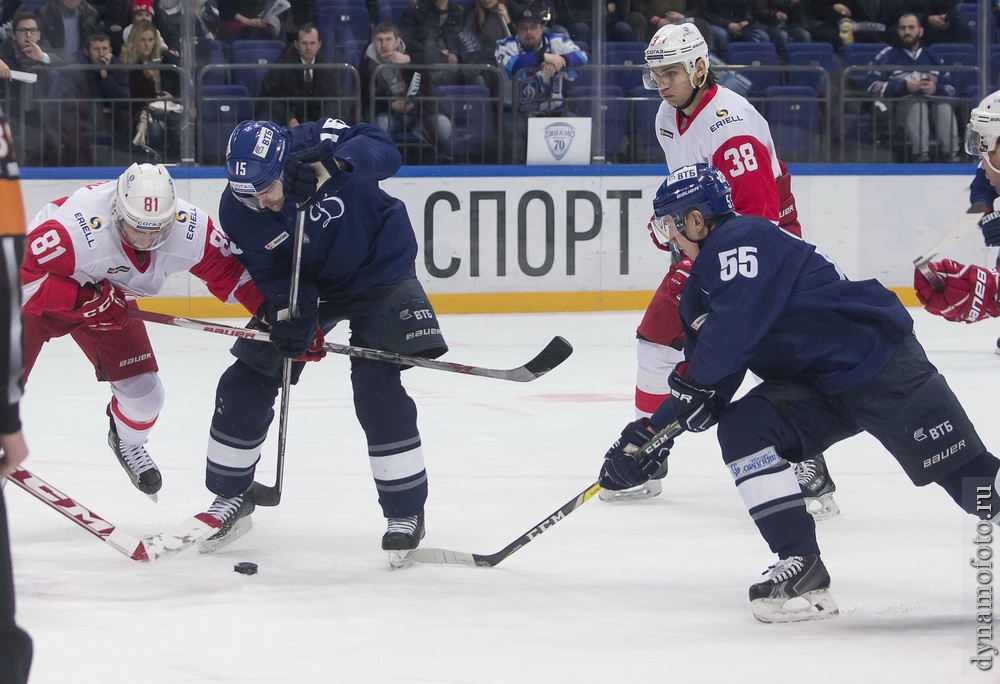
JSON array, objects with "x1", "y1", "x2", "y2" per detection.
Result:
[
  {"x1": 254, "y1": 206, "x2": 309, "y2": 507},
  {"x1": 5, "y1": 466, "x2": 221, "y2": 562},
  {"x1": 130, "y1": 309, "x2": 574, "y2": 383},
  {"x1": 409, "y1": 422, "x2": 682, "y2": 568},
  {"x1": 913, "y1": 212, "x2": 981, "y2": 290}
]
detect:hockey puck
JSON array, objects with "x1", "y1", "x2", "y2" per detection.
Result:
[{"x1": 234, "y1": 562, "x2": 258, "y2": 576}]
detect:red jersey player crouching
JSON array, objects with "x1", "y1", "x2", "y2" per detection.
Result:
[
  {"x1": 20, "y1": 163, "x2": 264, "y2": 500},
  {"x1": 607, "y1": 21, "x2": 837, "y2": 518}
]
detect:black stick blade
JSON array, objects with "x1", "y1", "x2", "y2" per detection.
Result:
[{"x1": 519, "y1": 336, "x2": 573, "y2": 381}]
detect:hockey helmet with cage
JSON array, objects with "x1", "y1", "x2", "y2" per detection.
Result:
[
  {"x1": 651, "y1": 163, "x2": 734, "y2": 244},
  {"x1": 967, "y1": 90, "x2": 1000, "y2": 164},
  {"x1": 112, "y1": 163, "x2": 177, "y2": 251},
  {"x1": 225, "y1": 120, "x2": 290, "y2": 210},
  {"x1": 643, "y1": 23, "x2": 709, "y2": 90}
]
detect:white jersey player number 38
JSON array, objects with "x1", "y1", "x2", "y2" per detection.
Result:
[
  {"x1": 722, "y1": 143, "x2": 759, "y2": 177},
  {"x1": 719, "y1": 246, "x2": 758, "y2": 281}
]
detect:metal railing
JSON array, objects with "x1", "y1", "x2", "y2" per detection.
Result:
[{"x1": 0, "y1": 60, "x2": 987, "y2": 166}]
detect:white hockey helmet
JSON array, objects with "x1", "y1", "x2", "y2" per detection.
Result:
[
  {"x1": 642, "y1": 23, "x2": 709, "y2": 90},
  {"x1": 113, "y1": 163, "x2": 177, "y2": 251},
  {"x1": 967, "y1": 89, "x2": 1000, "y2": 162}
]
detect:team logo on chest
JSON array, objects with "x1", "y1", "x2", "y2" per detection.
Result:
[{"x1": 309, "y1": 197, "x2": 346, "y2": 227}]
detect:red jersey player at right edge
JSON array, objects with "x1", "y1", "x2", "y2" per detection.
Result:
[{"x1": 601, "y1": 22, "x2": 838, "y2": 517}]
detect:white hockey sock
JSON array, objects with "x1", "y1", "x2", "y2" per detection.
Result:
[
  {"x1": 109, "y1": 371, "x2": 164, "y2": 444},
  {"x1": 636, "y1": 338, "x2": 683, "y2": 417}
]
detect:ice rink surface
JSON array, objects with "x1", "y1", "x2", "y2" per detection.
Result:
[{"x1": 8, "y1": 308, "x2": 1000, "y2": 683}]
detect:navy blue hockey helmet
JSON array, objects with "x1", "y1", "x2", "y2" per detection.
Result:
[
  {"x1": 651, "y1": 163, "x2": 734, "y2": 244},
  {"x1": 225, "y1": 120, "x2": 290, "y2": 210}
]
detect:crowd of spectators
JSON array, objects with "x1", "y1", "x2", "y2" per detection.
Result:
[{"x1": 0, "y1": 0, "x2": 988, "y2": 165}]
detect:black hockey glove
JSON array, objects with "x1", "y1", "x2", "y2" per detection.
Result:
[
  {"x1": 668, "y1": 363, "x2": 727, "y2": 433},
  {"x1": 267, "y1": 284, "x2": 321, "y2": 359},
  {"x1": 281, "y1": 139, "x2": 350, "y2": 206},
  {"x1": 980, "y1": 210, "x2": 1000, "y2": 247},
  {"x1": 599, "y1": 418, "x2": 673, "y2": 490}
]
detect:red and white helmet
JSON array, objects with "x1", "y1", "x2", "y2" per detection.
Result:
[
  {"x1": 642, "y1": 23, "x2": 709, "y2": 90},
  {"x1": 112, "y1": 163, "x2": 177, "y2": 250},
  {"x1": 968, "y1": 89, "x2": 1000, "y2": 162}
]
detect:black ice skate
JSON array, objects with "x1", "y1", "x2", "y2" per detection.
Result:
[
  {"x1": 108, "y1": 415, "x2": 162, "y2": 501},
  {"x1": 199, "y1": 490, "x2": 255, "y2": 554},
  {"x1": 382, "y1": 513, "x2": 425, "y2": 568},
  {"x1": 749, "y1": 554, "x2": 839, "y2": 623},
  {"x1": 794, "y1": 454, "x2": 840, "y2": 520}
]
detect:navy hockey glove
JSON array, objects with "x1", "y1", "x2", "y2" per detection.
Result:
[
  {"x1": 599, "y1": 418, "x2": 673, "y2": 490},
  {"x1": 980, "y1": 210, "x2": 1000, "y2": 247},
  {"x1": 281, "y1": 139, "x2": 349, "y2": 206},
  {"x1": 267, "y1": 285, "x2": 321, "y2": 358},
  {"x1": 668, "y1": 363, "x2": 726, "y2": 432}
]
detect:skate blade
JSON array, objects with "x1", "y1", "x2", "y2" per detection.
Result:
[
  {"x1": 146, "y1": 492, "x2": 159, "y2": 503},
  {"x1": 598, "y1": 479, "x2": 663, "y2": 503},
  {"x1": 198, "y1": 516, "x2": 253, "y2": 554},
  {"x1": 805, "y1": 493, "x2": 840, "y2": 520},
  {"x1": 752, "y1": 590, "x2": 840, "y2": 623},
  {"x1": 387, "y1": 549, "x2": 417, "y2": 569}
]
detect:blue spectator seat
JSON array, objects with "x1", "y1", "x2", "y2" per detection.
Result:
[
  {"x1": 378, "y1": 0, "x2": 414, "y2": 24},
  {"x1": 726, "y1": 41, "x2": 778, "y2": 64},
  {"x1": 230, "y1": 39, "x2": 287, "y2": 96},
  {"x1": 785, "y1": 42, "x2": 835, "y2": 59},
  {"x1": 318, "y1": 3, "x2": 371, "y2": 44},
  {"x1": 603, "y1": 42, "x2": 646, "y2": 93},
  {"x1": 569, "y1": 85, "x2": 628, "y2": 158},
  {"x1": 632, "y1": 95, "x2": 663, "y2": 162},
  {"x1": 959, "y1": 3, "x2": 996, "y2": 47},
  {"x1": 842, "y1": 42, "x2": 888, "y2": 65},
  {"x1": 726, "y1": 43, "x2": 782, "y2": 95},
  {"x1": 842, "y1": 42, "x2": 888, "y2": 89},
  {"x1": 787, "y1": 49, "x2": 838, "y2": 96},
  {"x1": 433, "y1": 84, "x2": 495, "y2": 163},
  {"x1": 200, "y1": 40, "x2": 228, "y2": 86},
  {"x1": 991, "y1": 44, "x2": 1000, "y2": 86},
  {"x1": 200, "y1": 85, "x2": 253, "y2": 164},
  {"x1": 764, "y1": 85, "x2": 820, "y2": 161},
  {"x1": 338, "y1": 39, "x2": 367, "y2": 67},
  {"x1": 933, "y1": 45, "x2": 980, "y2": 97}
]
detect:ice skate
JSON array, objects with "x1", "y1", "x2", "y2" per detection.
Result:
[
  {"x1": 749, "y1": 554, "x2": 839, "y2": 623},
  {"x1": 794, "y1": 454, "x2": 840, "y2": 520},
  {"x1": 199, "y1": 490, "x2": 255, "y2": 554},
  {"x1": 108, "y1": 415, "x2": 161, "y2": 501},
  {"x1": 598, "y1": 458, "x2": 667, "y2": 503},
  {"x1": 382, "y1": 513, "x2": 425, "y2": 568}
]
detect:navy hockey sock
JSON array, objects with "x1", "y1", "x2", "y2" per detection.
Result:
[
  {"x1": 352, "y1": 358, "x2": 427, "y2": 517},
  {"x1": 206, "y1": 360, "x2": 280, "y2": 497},
  {"x1": 719, "y1": 397, "x2": 819, "y2": 558}
]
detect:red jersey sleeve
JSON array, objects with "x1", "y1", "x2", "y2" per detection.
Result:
[
  {"x1": 189, "y1": 217, "x2": 265, "y2": 315},
  {"x1": 710, "y1": 135, "x2": 780, "y2": 222},
  {"x1": 20, "y1": 220, "x2": 86, "y2": 315}
]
